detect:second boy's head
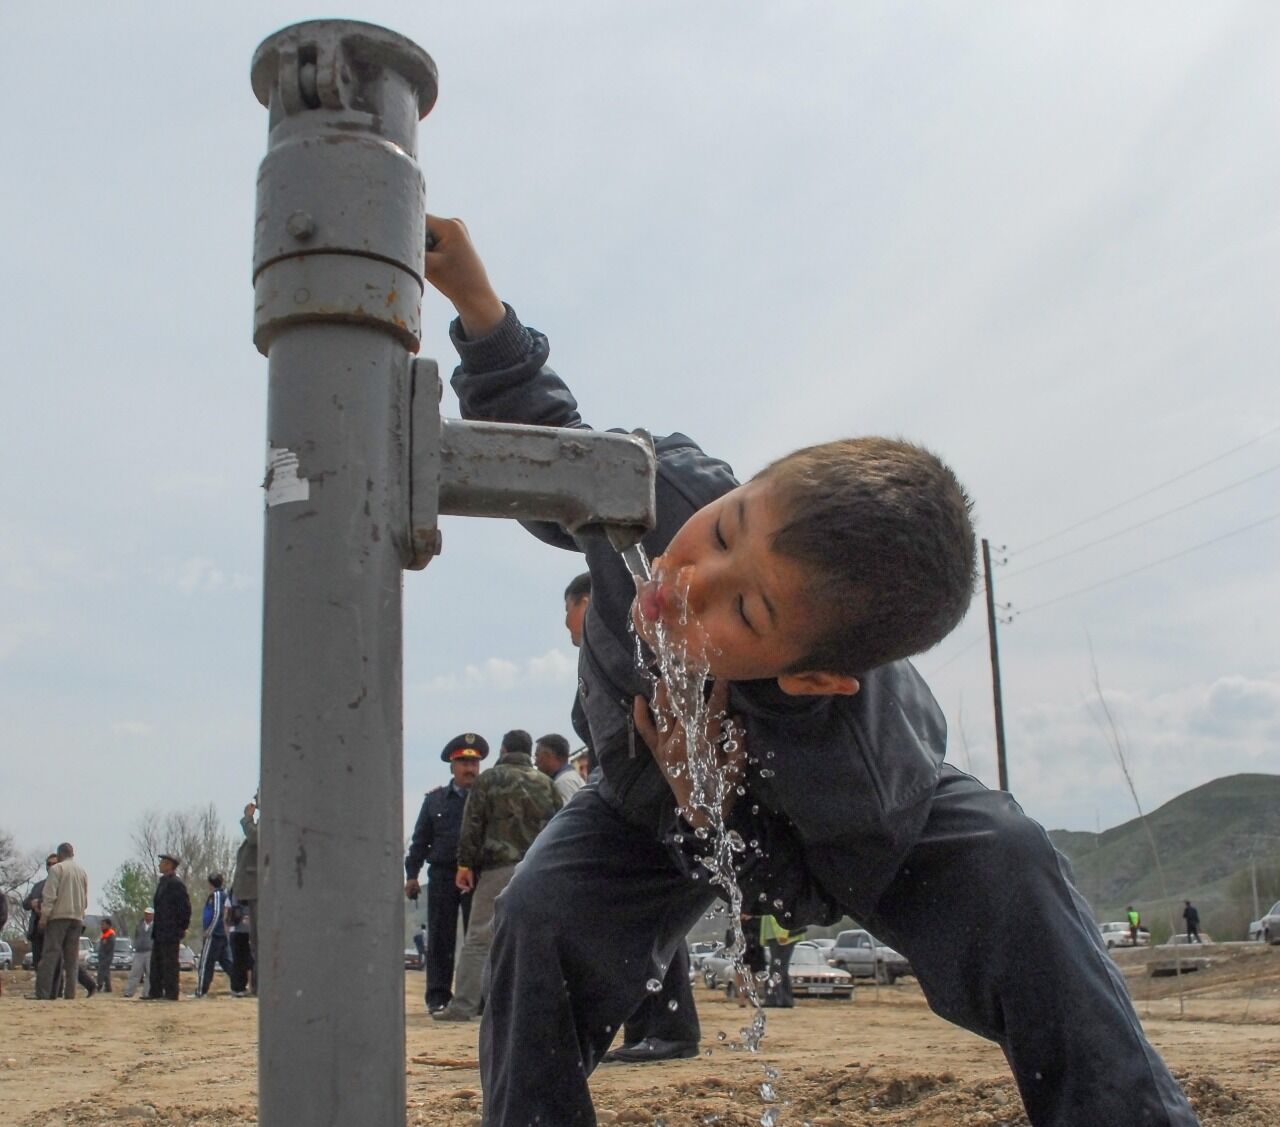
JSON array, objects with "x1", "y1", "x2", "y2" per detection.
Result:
[{"x1": 633, "y1": 436, "x2": 975, "y2": 694}]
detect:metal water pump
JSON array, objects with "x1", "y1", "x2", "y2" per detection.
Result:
[{"x1": 250, "y1": 20, "x2": 655, "y2": 1126}]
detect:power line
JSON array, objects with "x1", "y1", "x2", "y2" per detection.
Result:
[
  {"x1": 1012, "y1": 510, "x2": 1280, "y2": 618},
  {"x1": 1002, "y1": 460, "x2": 1280, "y2": 581},
  {"x1": 1008, "y1": 422, "x2": 1280, "y2": 558},
  {"x1": 925, "y1": 631, "x2": 985, "y2": 677}
]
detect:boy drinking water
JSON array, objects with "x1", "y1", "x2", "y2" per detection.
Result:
[{"x1": 425, "y1": 217, "x2": 1197, "y2": 1126}]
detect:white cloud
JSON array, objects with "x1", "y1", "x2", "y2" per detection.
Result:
[
  {"x1": 159, "y1": 557, "x2": 255, "y2": 594},
  {"x1": 111, "y1": 720, "x2": 154, "y2": 737},
  {"x1": 420, "y1": 649, "x2": 576, "y2": 696},
  {"x1": 0, "y1": 619, "x2": 49, "y2": 661}
]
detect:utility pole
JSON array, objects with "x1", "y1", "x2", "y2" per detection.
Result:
[{"x1": 982, "y1": 538, "x2": 1009, "y2": 791}]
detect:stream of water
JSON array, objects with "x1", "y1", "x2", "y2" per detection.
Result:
[{"x1": 620, "y1": 543, "x2": 775, "y2": 1118}]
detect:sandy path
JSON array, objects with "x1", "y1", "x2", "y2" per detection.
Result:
[{"x1": 3, "y1": 949, "x2": 1278, "y2": 1126}]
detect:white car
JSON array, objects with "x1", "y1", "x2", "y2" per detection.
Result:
[
  {"x1": 1256, "y1": 900, "x2": 1280, "y2": 945},
  {"x1": 0, "y1": 940, "x2": 12, "y2": 970},
  {"x1": 1099, "y1": 921, "x2": 1150, "y2": 949}
]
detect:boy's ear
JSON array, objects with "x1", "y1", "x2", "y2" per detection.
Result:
[{"x1": 776, "y1": 670, "x2": 860, "y2": 697}]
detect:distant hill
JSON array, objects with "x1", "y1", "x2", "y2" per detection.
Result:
[{"x1": 1047, "y1": 773, "x2": 1280, "y2": 939}]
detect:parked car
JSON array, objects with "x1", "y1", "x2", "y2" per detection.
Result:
[
  {"x1": 789, "y1": 942, "x2": 854, "y2": 998},
  {"x1": 1258, "y1": 901, "x2": 1280, "y2": 945},
  {"x1": 404, "y1": 947, "x2": 423, "y2": 970},
  {"x1": 701, "y1": 947, "x2": 736, "y2": 990},
  {"x1": 687, "y1": 941, "x2": 723, "y2": 972},
  {"x1": 0, "y1": 940, "x2": 12, "y2": 970},
  {"x1": 178, "y1": 944, "x2": 196, "y2": 972},
  {"x1": 22, "y1": 950, "x2": 34, "y2": 970},
  {"x1": 79, "y1": 936, "x2": 93, "y2": 963},
  {"x1": 1099, "y1": 922, "x2": 1150, "y2": 949},
  {"x1": 805, "y1": 937, "x2": 836, "y2": 952},
  {"x1": 827, "y1": 929, "x2": 912, "y2": 984},
  {"x1": 112, "y1": 937, "x2": 136, "y2": 970}
]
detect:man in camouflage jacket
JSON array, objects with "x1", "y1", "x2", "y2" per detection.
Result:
[{"x1": 432, "y1": 729, "x2": 560, "y2": 1022}]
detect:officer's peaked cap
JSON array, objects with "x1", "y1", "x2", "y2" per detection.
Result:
[{"x1": 441, "y1": 732, "x2": 489, "y2": 763}]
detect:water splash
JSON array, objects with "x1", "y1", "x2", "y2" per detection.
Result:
[{"x1": 622, "y1": 542, "x2": 767, "y2": 1055}]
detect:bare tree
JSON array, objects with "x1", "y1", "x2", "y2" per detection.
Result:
[
  {"x1": 103, "y1": 805, "x2": 238, "y2": 942},
  {"x1": 0, "y1": 828, "x2": 45, "y2": 939}
]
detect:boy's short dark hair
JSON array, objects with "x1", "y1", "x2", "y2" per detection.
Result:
[
  {"x1": 564, "y1": 572, "x2": 591, "y2": 603},
  {"x1": 501, "y1": 729, "x2": 533, "y2": 758},
  {"x1": 536, "y1": 733, "x2": 571, "y2": 762},
  {"x1": 757, "y1": 437, "x2": 976, "y2": 676}
]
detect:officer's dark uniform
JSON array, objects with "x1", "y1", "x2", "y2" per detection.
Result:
[
  {"x1": 407, "y1": 733, "x2": 488, "y2": 1011},
  {"x1": 149, "y1": 856, "x2": 192, "y2": 1001}
]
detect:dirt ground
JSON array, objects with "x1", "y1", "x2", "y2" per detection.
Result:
[{"x1": 3, "y1": 943, "x2": 1279, "y2": 1126}]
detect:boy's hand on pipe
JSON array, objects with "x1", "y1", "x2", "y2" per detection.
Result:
[{"x1": 425, "y1": 215, "x2": 506, "y2": 339}]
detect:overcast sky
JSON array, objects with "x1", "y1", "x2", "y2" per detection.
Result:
[{"x1": 3, "y1": 3, "x2": 1277, "y2": 908}]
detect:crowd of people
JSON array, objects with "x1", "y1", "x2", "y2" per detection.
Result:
[{"x1": 15, "y1": 799, "x2": 260, "y2": 1002}]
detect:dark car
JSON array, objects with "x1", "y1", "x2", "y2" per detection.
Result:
[
  {"x1": 827, "y1": 929, "x2": 912, "y2": 984},
  {"x1": 112, "y1": 937, "x2": 136, "y2": 970}
]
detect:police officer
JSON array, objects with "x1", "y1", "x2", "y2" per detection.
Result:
[{"x1": 405, "y1": 733, "x2": 487, "y2": 1013}]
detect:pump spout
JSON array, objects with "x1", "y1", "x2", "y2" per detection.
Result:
[{"x1": 407, "y1": 360, "x2": 656, "y2": 567}]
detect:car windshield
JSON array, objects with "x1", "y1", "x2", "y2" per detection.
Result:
[{"x1": 791, "y1": 946, "x2": 829, "y2": 966}]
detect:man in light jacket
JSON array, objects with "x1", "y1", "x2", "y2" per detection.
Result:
[{"x1": 35, "y1": 842, "x2": 89, "y2": 1000}]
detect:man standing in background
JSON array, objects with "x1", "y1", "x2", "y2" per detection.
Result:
[
  {"x1": 149, "y1": 853, "x2": 191, "y2": 1001},
  {"x1": 535, "y1": 733, "x2": 584, "y2": 806},
  {"x1": 432, "y1": 730, "x2": 560, "y2": 1023},
  {"x1": 96, "y1": 918, "x2": 117, "y2": 993},
  {"x1": 232, "y1": 797, "x2": 259, "y2": 995},
  {"x1": 406, "y1": 733, "x2": 487, "y2": 1013},
  {"x1": 35, "y1": 842, "x2": 89, "y2": 1000},
  {"x1": 123, "y1": 907, "x2": 154, "y2": 998}
]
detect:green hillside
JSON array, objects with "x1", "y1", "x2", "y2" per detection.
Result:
[{"x1": 1047, "y1": 773, "x2": 1280, "y2": 940}]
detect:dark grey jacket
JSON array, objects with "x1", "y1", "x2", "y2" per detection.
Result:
[{"x1": 450, "y1": 309, "x2": 949, "y2": 925}]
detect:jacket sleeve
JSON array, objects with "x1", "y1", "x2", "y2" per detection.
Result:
[
  {"x1": 39, "y1": 868, "x2": 61, "y2": 921},
  {"x1": 405, "y1": 795, "x2": 435, "y2": 880},
  {"x1": 456, "y1": 779, "x2": 488, "y2": 871},
  {"x1": 177, "y1": 886, "x2": 192, "y2": 934},
  {"x1": 448, "y1": 308, "x2": 596, "y2": 553}
]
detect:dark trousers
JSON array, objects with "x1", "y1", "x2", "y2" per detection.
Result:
[
  {"x1": 198, "y1": 932, "x2": 235, "y2": 995},
  {"x1": 425, "y1": 865, "x2": 471, "y2": 1010},
  {"x1": 97, "y1": 961, "x2": 113, "y2": 992},
  {"x1": 149, "y1": 941, "x2": 180, "y2": 1000},
  {"x1": 621, "y1": 943, "x2": 698, "y2": 1045},
  {"x1": 763, "y1": 940, "x2": 795, "y2": 1008},
  {"x1": 479, "y1": 773, "x2": 1198, "y2": 1127},
  {"x1": 229, "y1": 932, "x2": 254, "y2": 993},
  {"x1": 32, "y1": 932, "x2": 90, "y2": 997}
]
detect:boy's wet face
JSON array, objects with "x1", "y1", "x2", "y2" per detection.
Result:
[{"x1": 632, "y1": 479, "x2": 821, "y2": 683}]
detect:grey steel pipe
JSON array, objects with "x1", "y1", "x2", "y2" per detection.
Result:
[{"x1": 251, "y1": 21, "x2": 436, "y2": 1127}]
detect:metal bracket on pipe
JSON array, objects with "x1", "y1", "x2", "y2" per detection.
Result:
[{"x1": 407, "y1": 358, "x2": 656, "y2": 569}]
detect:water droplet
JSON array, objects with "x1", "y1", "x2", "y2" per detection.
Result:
[
  {"x1": 645, "y1": 978, "x2": 662, "y2": 993},
  {"x1": 667, "y1": 999, "x2": 678, "y2": 1011},
  {"x1": 694, "y1": 826, "x2": 709, "y2": 839},
  {"x1": 759, "y1": 768, "x2": 775, "y2": 779},
  {"x1": 764, "y1": 1066, "x2": 780, "y2": 1081},
  {"x1": 759, "y1": 1082, "x2": 777, "y2": 1102},
  {"x1": 655, "y1": 1119, "x2": 666, "y2": 1127},
  {"x1": 772, "y1": 898, "x2": 784, "y2": 908},
  {"x1": 716, "y1": 1031, "x2": 727, "y2": 1042},
  {"x1": 760, "y1": 1110, "x2": 779, "y2": 1127}
]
